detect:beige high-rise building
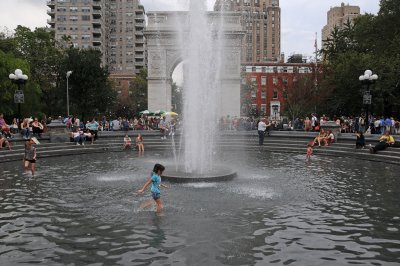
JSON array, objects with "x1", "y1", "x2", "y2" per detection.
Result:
[
  {"x1": 47, "y1": 0, "x2": 146, "y2": 76},
  {"x1": 104, "y1": 0, "x2": 145, "y2": 75},
  {"x1": 214, "y1": 0, "x2": 281, "y2": 63},
  {"x1": 322, "y1": 2, "x2": 360, "y2": 48}
]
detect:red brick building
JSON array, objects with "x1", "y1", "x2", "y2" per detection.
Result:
[{"x1": 241, "y1": 63, "x2": 314, "y2": 120}]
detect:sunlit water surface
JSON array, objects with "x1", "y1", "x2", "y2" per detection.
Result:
[{"x1": 0, "y1": 151, "x2": 399, "y2": 265}]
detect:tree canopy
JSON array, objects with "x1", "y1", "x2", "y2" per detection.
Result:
[
  {"x1": 60, "y1": 48, "x2": 116, "y2": 121},
  {"x1": 0, "y1": 26, "x2": 117, "y2": 120},
  {"x1": 320, "y1": 0, "x2": 400, "y2": 117}
]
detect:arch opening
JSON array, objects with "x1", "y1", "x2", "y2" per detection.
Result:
[{"x1": 171, "y1": 61, "x2": 184, "y2": 114}]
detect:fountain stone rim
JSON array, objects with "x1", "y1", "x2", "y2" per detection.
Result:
[{"x1": 162, "y1": 165, "x2": 237, "y2": 183}]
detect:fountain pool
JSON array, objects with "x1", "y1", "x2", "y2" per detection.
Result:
[{"x1": 0, "y1": 151, "x2": 399, "y2": 265}]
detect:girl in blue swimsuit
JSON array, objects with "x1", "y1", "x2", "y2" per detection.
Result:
[{"x1": 137, "y1": 164, "x2": 168, "y2": 213}]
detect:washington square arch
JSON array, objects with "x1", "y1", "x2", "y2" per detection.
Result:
[{"x1": 145, "y1": 12, "x2": 245, "y2": 117}]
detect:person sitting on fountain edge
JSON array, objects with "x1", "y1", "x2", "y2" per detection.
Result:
[
  {"x1": 369, "y1": 130, "x2": 395, "y2": 154},
  {"x1": 137, "y1": 164, "x2": 169, "y2": 213},
  {"x1": 356, "y1": 131, "x2": 365, "y2": 149}
]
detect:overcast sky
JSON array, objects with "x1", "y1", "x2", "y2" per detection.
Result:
[{"x1": 0, "y1": 0, "x2": 380, "y2": 58}]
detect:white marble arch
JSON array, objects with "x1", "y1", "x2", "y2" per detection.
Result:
[{"x1": 145, "y1": 11, "x2": 244, "y2": 117}]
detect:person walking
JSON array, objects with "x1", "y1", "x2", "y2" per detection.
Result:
[
  {"x1": 137, "y1": 164, "x2": 169, "y2": 213},
  {"x1": 24, "y1": 137, "x2": 39, "y2": 176}
]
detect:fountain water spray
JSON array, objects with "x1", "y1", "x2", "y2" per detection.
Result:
[{"x1": 180, "y1": 0, "x2": 225, "y2": 174}]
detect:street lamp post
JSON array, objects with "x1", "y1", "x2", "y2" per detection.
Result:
[
  {"x1": 9, "y1": 69, "x2": 28, "y2": 124},
  {"x1": 66, "y1": 71, "x2": 73, "y2": 117},
  {"x1": 359, "y1": 70, "x2": 378, "y2": 128}
]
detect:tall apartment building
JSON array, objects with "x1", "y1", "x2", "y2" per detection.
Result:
[
  {"x1": 46, "y1": 0, "x2": 146, "y2": 76},
  {"x1": 321, "y1": 2, "x2": 360, "y2": 48},
  {"x1": 105, "y1": 0, "x2": 146, "y2": 75},
  {"x1": 214, "y1": 0, "x2": 281, "y2": 64}
]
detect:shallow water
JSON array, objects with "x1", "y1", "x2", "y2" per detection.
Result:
[{"x1": 0, "y1": 151, "x2": 399, "y2": 265}]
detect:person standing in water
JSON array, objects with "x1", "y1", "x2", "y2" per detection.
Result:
[
  {"x1": 24, "y1": 137, "x2": 39, "y2": 176},
  {"x1": 306, "y1": 144, "x2": 313, "y2": 160},
  {"x1": 137, "y1": 164, "x2": 168, "y2": 213},
  {"x1": 257, "y1": 118, "x2": 267, "y2": 146}
]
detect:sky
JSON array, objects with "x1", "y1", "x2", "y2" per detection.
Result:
[{"x1": 0, "y1": 0, "x2": 380, "y2": 58}]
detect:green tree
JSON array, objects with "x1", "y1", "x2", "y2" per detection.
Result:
[
  {"x1": 171, "y1": 82, "x2": 183, "y2": 114},
  {"x1": 283, "y1": 75, "x2": 317, "y2": 122},
  {"x1": 319, "y1": 0, "x2": 400, "y2": 116},
  {"x1": 0, "y1": 28, "x2": 16, "y2": 54},
  {"x1": 60, "y1": 48, "x2": 116, "y2": 120},
  {"x1": 13, "y1": 26, "x2": 62, "y2": 115},
  {"x1": 128, "y1": 68, "x2": 148, "y2": 114},
  {"x1": 240, "y1": 74, "x2": 256, "y2": 117},
  {"x1": 0, "y1": 50, "x2": 41, "y2": 118}
]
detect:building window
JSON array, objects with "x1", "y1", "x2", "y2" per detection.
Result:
[
  {"x1": 251, "y1": 90, "x2": 256, "y2": 98},
  {"x1": 273, "y1": 89, "x2": 278, "y2": 99},
  {"x1": 57, "y1": 16, "x2": 67, "y2": 21},
  {"x1": 273, "y1": 77, "x2": 278, "y2": 85},
  {"x1": 261, "y1": 104, "x2": 266, "y2": 113},
  {"x1": 251, "y1": 77, "x2": 257, "y2": 83},
  {"x1": 261, "y1": 91, "x2": 266, "y2": 99},
  {"x1": 82, "y1": 7, "x2": 91, "y2": 13},
  {"x1": 261, "y1": 77, "x2": 267, "y2": 86}
]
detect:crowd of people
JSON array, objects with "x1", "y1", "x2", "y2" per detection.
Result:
[
  {"x1": 61, "y1": 115, "x2": 178, "y2": 150},
  {"x1": 1, "y1": 111, "x2": 398, "y2": 156},
  {"x1": 297, "y1": 113, "x2": 400, "y2": 135},
  {"x1": 63, "y1": 115, "x2": 176, "y2": 133}
]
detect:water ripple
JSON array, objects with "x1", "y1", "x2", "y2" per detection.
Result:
[{"x1": 0, "y1": 151, "x2": 399, "y2": 265}]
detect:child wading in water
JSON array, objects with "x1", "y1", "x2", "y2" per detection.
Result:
[
  {"x1": 24, "y1": 137, "x2": 39, "y2": 176},
  {"x1": 306, "y1": 144, "x2": 313, "y2": 160},
  {"x1": 137, "y1": 164, "x2": 169, "y2": 213}
]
